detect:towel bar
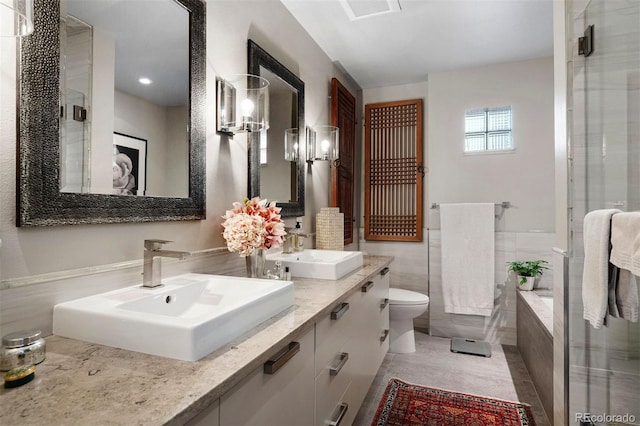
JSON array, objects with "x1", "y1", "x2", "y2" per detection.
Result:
[
  {"x1": 430, "y1": 202, "x2": 511, "y2": 219},
  {"x1": 430, "y1": 201, "x2": 510, "y2": 209}
]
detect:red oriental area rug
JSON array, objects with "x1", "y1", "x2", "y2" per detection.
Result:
[{"x1": 371, "y1": 378, "x2": 536, "y2": 426}]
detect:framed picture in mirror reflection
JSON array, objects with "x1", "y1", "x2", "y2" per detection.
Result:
[{"x1": 113, "y1": 132, "x2": 147, "y2": 196}]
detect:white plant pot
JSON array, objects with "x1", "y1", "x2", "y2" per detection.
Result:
[{"x1": 517, "y1": 275, "x2": 535, "y2": 291}]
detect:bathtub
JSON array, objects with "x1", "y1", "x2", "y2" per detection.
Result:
[
  {"x1": 517, "y1": 289, "x2": 553, "y2": 421},
  {"x1": 539, "y1": 293, "x2": 553, "y2": 312},
  {"x1": 518, "y1": 289, "x2": 553, "y2": 336}
]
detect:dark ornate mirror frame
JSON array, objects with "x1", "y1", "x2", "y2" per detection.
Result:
[
  {"x1": 16, "y1": 0, "x2": 206, "y2": 227},
  {"x1": 248, "y1": 39, "x2": 305, "y2": 218}
]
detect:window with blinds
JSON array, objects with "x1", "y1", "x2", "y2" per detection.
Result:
[
  {"x1": 464, "y1": 106, "x2": 513, "y2": 152},
  {"x1": 365, "y1": 99, "x2": 423, "y2": 241}
]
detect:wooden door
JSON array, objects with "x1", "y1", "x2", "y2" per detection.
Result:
[{"x1": 330, "y1": 78, "x2": 356, "y2": 245}]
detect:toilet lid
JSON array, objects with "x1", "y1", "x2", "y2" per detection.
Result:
[{"x1": 388, "y1": 288, "x2": 429, "y2": 305}]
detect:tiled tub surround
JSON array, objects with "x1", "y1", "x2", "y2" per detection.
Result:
[
  {"x1": 517, "y1": 289, "x2": 553, "y2": 421},
  {"x1": 0, "y1": 255, "x2": 392, "y2": 425},
  {"x1": 428, "y1": 230, "x2": 554, "y2": 345}
]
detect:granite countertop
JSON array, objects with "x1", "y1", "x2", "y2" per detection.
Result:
[{"x1": 0, "y1": 255, "x2": 392, "y2": 426}]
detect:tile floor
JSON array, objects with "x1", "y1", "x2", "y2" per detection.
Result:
[{"x1": 354, "y1": 332, "x2": 551, "y2": 425}]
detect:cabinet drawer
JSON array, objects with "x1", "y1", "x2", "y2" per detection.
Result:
[
  {"x1": 315, "y1": 299, "x2": 358, "y2": 377},
  {"x1": 317, "y1": 382, "x2": 356, "y2": 426},
  {"x1": 315, "y1": 363, "x2": 351, "y2": 426},
  {"x1": 219, "y1": 329, "x2": 315, "y2": 426}
]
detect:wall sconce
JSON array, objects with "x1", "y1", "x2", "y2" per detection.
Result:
[
  {"x1": 0, "y1": 0, "x2": 34, "y2": 37},
  {"x1": 284, "y1": 128, "x2": 299, "y2": 162},
  {"x1": 216, "y1": 74, "x2": 269, "y2": 135},
  {"x1": 307, "y1": 125, "x2": 339, "y2": 166}
]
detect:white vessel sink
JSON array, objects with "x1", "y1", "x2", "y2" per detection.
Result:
[
  {"x1": 267, "y1": 249, "x2": 363, "y2": 280},
  {"x1": 53, "y1": 273, "x2": 295, "y2": 361}
]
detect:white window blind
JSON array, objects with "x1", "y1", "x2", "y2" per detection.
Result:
[{"x1": 464, "y1": 106, "x2": 513, "y2": 152}]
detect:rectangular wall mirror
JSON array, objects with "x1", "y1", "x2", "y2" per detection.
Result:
[
  {"x1": 247, "y1": 40, "x2": 305, "y2": 218},
  {"x1": 17, "y1": 0, "x2": 206, "y2": 226}
]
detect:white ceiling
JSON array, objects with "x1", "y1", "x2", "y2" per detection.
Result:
[
  {"x1": 66, "y1": 0, "x2": 189, "y2": 107},
  {"x1": 280, "y1": 0, "x2": 554, "y2": 89}
]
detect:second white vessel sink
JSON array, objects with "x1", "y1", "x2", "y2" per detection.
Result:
[
  {"x1": 53, "y1": 273, "x2": 295, "y2": 361},
  {"x1": 267, "y1": 249, "x2": 363, "y2": 280}
]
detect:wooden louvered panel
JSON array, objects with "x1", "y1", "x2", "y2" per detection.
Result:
[
  {"x1": 365, "y1": 99, "x2": 423, "y2": 241},
  {"x1": 330, "y1": 78, "x2": 356, "y2": 245}
]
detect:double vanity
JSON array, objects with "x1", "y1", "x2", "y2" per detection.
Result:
[{"x1": 0, "y1": 255, "x2": 392, "y2": 426}]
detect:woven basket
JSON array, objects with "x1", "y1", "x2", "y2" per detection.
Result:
[{"x1": 316, "y1": 207, "x2": 344, "y2": 250}]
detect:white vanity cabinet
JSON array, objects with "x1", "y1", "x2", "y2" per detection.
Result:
[
  {"x1": 315, "y1": 266, "x2": 390, "y2": 426},
  {"x1": 188, "y1": 265, "x2": 391, "y2": 426},
  {"x1": 348, "y1": 266, "x2": 390, "y2": 410},
  {"x1": 218, "y1": 327, "x2": 315, "y2": 426}
]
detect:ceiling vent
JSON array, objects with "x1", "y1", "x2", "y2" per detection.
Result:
[{"x1": 339, "y1": 0, "x2": 401, "y2": 21}]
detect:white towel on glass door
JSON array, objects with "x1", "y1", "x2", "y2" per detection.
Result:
[
  {"x1": 609, "y1": 211, "x2": 640, "y2": 276},
  {"x1": 440, "y1": 203, "x2": 495, "y2": 317},
  {"x1": 616, "y1": 269, "x2": 639, "y2": 323},
  {"x1": 582, "y1": 209, "x2": 622, "y2": 329}
]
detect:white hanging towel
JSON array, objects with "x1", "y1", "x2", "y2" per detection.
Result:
[
  {"x1": 609, "y1": 211, "x2": 640, "y2": 323},
  {"x1": 610, "y1": 211, "x2": 640, "y2": 276},
  {"x1": 616, "y1": 269, "x2": 639, "y2": 323},
  {"x1": 582, "y1": 209, "x2": 621, "y2": 329},
  {"x1": 440, "y1": 203, "x2": 495, "y2": 317}
]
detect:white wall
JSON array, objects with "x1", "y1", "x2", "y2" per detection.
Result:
[
  {"x1": 0, "y1": 0, "x2": 357, "y2": 280},
  {"x1": 165, "y1": 105, "x2": 189, "y2": 198},
  {"x1": 89, "y1": 27, "x2": 115, "y2": 194},
  {"x1": 428, "y1": 57, "x2": 555, "y2": 232},
  {"x1": 260, "y1": 90, "x2": 294, "y2": 203},
  {"x1": 114, "y1": 90, "x2": 173, "y2": 197}
]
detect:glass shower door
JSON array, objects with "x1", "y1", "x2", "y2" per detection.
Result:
[{"x1": 568, "y1": 0, "x2": 640, "y2": 423}]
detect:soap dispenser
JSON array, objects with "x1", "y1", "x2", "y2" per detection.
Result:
[{"x1": 291, "y1": 219, "x2": 305, "y2": 252}]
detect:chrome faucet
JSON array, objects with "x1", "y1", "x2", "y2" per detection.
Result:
[
  {"x1": 282, "y1": 229, "x2": 295, "y2": 253},
  {"x1": 282, "y1": 228, "x2": 308, "y2": 253},
  {"x1": 142, "y1": 239, "x2": 191, "y2": 288}
]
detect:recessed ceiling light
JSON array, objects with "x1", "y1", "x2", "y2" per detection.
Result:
[
  {"x1": 138, "y1": 77, "x2": 152, "y2": 85},
  {"x1": 339, "y1": 0, "x2": 401, "y2": 21}
]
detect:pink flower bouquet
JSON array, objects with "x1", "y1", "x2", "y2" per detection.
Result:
[{"x1": 222, "y1": 197, "x2": 286, "y2": 256}]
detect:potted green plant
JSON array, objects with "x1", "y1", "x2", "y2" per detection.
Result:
[{"x1": 507, "y1": 260, "x2": 549, "y2": 291}]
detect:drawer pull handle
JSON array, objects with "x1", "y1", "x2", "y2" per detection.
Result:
[
  {"x1": 361, "y1": 281, "x2": 374, "y2": 292},
  {"x1": 328, "y1": 403, "x2": 349, "y2": 426},
  {"x1": 330, "y1": 302, "x2": 350, "y2": 320},
  {"x1": 380, "y1": 329, "x2": 390, "y2": 342},
  {"x1": 329, "y1": 352, "x2": 349, "y2": 376},
  {"x1": 380, "y1": 267, "x2": 390, "y2": 276},
  {"x1": 380, "y1": 298, "x2": 389, "y2": 309},
  {"x1": 263, "y1": 341, "x2": 300, "y2": 375}
]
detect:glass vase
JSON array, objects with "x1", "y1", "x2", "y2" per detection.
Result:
[{"x1": 245, "y1": 248, "x2": 266, "y2": 278}]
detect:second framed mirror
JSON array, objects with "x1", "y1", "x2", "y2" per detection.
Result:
[{"x1": 247, "y1": 40, "x2": 305, "y2": 218}]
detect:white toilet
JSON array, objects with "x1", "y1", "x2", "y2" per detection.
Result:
[{"x1": 388, "y1": 288, "x2": 429, "y2": 353}]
